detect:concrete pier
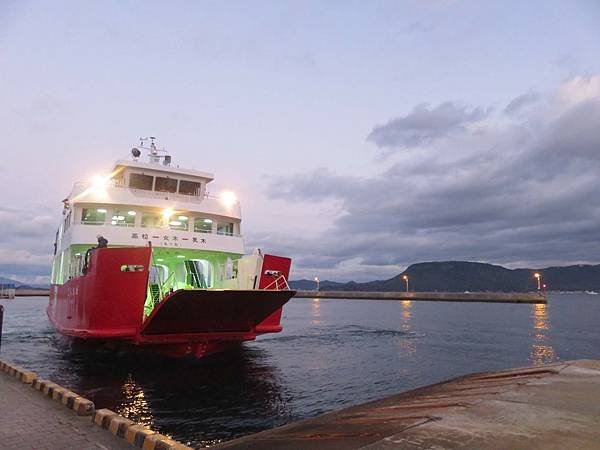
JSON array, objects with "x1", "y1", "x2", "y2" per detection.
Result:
[
  {"x1": 214, "y1": 359, "x2": 600, "y2": 449},
  {"x1": 0, "y1": 359, "x2": 192, "y2": 450},
  {"x1": 0, "y1": 373, "x2": 133, "y2": 450},
  {"x1": 295, "y1": 290, "x2": 546, "y2": 304}
]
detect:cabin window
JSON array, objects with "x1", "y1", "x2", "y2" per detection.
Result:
[
  {"x1": 179, "y1": 180, "x2": 201, "y2": 196},
  {"x1": 81, "y1": 208, "x2": 107, "y2": 225},
  {"x1": 194, "y1": 217, "x2": 213, "y2": 233},
  {"x1": 129, "y1": 173, "x2": 154, "y2": 190},
  {"x1": 168, "y1": 215, "x2": 189, "y2": 231},
  {"x1": 141, "y1": 212, "x2": 162, "y2": 228},
  {"x1": 155, "y1": 176, "x2": 178, "y2": 193},
  {"x1": 217, "y1": 221, "x2": 234, "y2": 236},
  {"x1": 111, "y1": 209, "x2": 136, "y2": 227}
]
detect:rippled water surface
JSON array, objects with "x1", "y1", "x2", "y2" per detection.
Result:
[{"x1": 1, "y1": 294, "x2": 599, "y2": 448}]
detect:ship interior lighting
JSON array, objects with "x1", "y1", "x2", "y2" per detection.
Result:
[
  {"x1": 97, "y1": 208, "x2": 107, "y2": 213},
  {"x1": 162, "y1": 208, "x2": 174, "y2": 218},
  {"x1": 156, "y1": 258, "x2": 164, "y2": 262},
  {"x1": 177, "y1": 255, "x2": 185, "y2": 258},
  {"x1": 204, "y1": 218, "x2": 213, "y2": 223},
  {"x1": 169, "y1": 220, "x2": 182, "y2": 226},
  {"x1": 178, "y1": 215, "x2": 188, "y2": 221},
  {"x1": 220, "y1": 190, "x2": 237, "y2": 207},
  {"x1": 127, "y1": 211, "x2": 136, "y2": 216}
]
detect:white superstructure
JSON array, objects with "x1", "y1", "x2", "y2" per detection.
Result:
[{"x1": 52, "y1": 138, "x2": 247, "y2": 289}]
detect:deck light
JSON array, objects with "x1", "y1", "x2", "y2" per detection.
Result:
[
  {"x1": 177, "y1": 255, "x2": 185, "y2": 258},
  {"x1": 162, "y1": 208, "x2": 174, "y2": 218},
  {"x1": 91, "y1": 174, "x2": 110, "y2": 196},
  {"x1": 220, "y1": 190, "x2": 237, "y2": 208},
  {"x1": 156, "y1": 258, "x2": 164, "y2": 262}
]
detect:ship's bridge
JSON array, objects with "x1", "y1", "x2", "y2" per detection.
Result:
[{"x1": 56, "y1": 140, "x2": 244, "y2": 256}]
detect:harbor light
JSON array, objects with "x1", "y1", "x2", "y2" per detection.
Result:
[
  {"x1": 220, "y1": 190, "x2": 237, "y2": 208},
  {"x1": 534, "y1": 272, "x2": 541, "y2": 290},
  {"x1": 402, "y1": 274, "x2": 409, "y2": 292},
  {"x1": 314, "y1": 276, "x2": 320, "y2": 291}
]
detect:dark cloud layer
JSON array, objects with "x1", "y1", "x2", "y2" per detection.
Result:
[
  {"x1": 367, "y1": 101, "x2": 488, "y2": 150},
  {"x1": 262, "y1": 76, "x2": 600, "y2": 280}
]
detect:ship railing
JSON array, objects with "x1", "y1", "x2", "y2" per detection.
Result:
[
  {"x1": 160, "y1": 272, "x2": 176, "y2": 298},
  {"x1": 263, "y1": 275, "x2": 291, "y2": 291},
  {"x1": 71, "y1": 181, "x2": 229, "y2": 203}
]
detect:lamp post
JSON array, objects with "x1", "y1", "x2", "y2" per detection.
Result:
[
  {"x1": 402, "y1": 274, "x2": 409, "y2": 292},
  {"x1": 314, "y1": 277, "x2": 320, "y2": 291},
  {"x1": 534, "y1": 272, "x2": 541, "y2": 291}
]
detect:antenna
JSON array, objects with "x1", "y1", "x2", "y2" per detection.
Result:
[{"x1": 137, "y1": 136, "x2": 170, "y2": 165}]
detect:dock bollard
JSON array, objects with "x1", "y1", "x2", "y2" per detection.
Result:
[{"x1": 0, "y1": 304, "x2": 3, "y2": 351}]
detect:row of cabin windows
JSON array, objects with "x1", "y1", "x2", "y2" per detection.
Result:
[
  {"x1": 81, "y1": 208, "x2": 236, "y2": 235},
  {"x1": 128, "y1": 173, "x2": 202, "y2": 196}
]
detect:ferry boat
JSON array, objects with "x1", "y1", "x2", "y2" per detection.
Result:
[{"x1": 48, "y1": 138, "x2": 295, "y2": 358}]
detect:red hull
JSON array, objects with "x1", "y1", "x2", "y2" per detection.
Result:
[{"x1": 48, "y1": 247, "x2": 294, "y2": 358}]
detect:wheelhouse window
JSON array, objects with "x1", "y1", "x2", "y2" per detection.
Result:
[
  {"x1": 217, "y1": 221, "x2": 234, "y2": 236},
  {"x1": 194, "y1": 217, "x2": 213, "y2": 233},
  {"x1": 168, "y1": 215, "x2": 189, "y2": 231},
  {"x1": 155, "y1": 176, "x2": 178, "y2": 193},
  {"x1": 179, "y1": 180, "x2": 201, "y2": 196},
  {"x1": 141, "y1": 212, "x2": 162, "y2": 228},
  {"x1": 111, "y1": 209, "x2": 136, "y2": 227},
  {"x1": 129, "y1": 173, "x2": 154, "y2": 190},
  {"x1": 81, "y1": 208, "x2": 107, "y2": 225}
]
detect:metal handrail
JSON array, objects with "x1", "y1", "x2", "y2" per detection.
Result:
[{"x1": 263, "y1": 275, "x2": 291, "y2": 291}]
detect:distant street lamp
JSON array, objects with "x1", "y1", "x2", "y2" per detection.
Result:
[
  {"x1": 314, "y1": 276, "x2": 320, "y2": 291},
  {"x1": 402, "y1": 274, "x2": 409, "y2": 292},
  {"x1": 534, "y1": 272, "x2": 541, "y2": 291}
]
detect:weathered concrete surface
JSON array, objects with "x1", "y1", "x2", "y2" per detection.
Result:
[
  {"x1": 295, "y1": 290, "x2": 546, "y2": 304},
  {"x1": 213, "y1": 360, "x2": 600, "y2": 450},
  {"x1": 0, "y1": 373, "x2": 132, "y2": 450}
]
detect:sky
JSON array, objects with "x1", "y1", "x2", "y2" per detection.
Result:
[{"x1": 1, "y1": 0, "x2": 600, "y2": 284}]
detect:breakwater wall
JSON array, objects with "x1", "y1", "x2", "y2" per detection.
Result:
[{"x1": 294, "y1": 290, "x2": 546, "y2": 304}]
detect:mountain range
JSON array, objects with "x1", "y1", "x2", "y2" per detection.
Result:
[
  {"x1": 0, "y1": 276, "x2": 49, "y2": 290},
  {"x1": 290, "y1": 261, "x2": 600, "y2": 292}
]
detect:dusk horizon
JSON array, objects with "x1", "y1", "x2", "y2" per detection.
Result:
[{"x1": 2, "y1": 1, "x2": 600, "y2": 284}]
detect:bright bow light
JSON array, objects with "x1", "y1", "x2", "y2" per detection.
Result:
[
  {"x1": 91, "y1": 174, "x2": 110, "y2": 196},
  {"x1": 220, "y1": 190, "x2": 237, "y2": 207}
]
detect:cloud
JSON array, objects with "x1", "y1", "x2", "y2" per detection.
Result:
[
  {"x1": 0, "y1": 207, "x2": 56, "y2": 283},
  {"x1": 366, "y1": 102, "x2": 488, "y2": 150},
  {"x1": 503, "y1": 91, "x2": 540, "y2": 115},
  {"x1": 261, "y1": 76, "x2": 600, "y2": 281}
]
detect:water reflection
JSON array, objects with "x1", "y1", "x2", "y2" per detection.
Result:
[
  {"x1": 45, "y1": 345, "x2": 291, "y2": 447},
  {"x1": 529, "y1": 303, "x2": 556, "y2": 365},
  {"x1": 399, "y1": 300, "x2": 416, "y2": 355},
  {"x1": 116, "y1": 374, "x2": 154, "y2": 427},
  {"x1": 311, "y1": 298, "x2": 321, "y2": 325}
]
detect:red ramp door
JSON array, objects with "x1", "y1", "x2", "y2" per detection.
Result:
[{"x1": 140, "y1": 289, "x2": 295, "y2": 335}]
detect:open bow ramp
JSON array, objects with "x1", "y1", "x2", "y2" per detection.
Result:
[{"x1": 140, "y1": 289, "x2": 296, "y2": 336}]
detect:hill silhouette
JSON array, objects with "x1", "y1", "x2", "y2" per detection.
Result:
[{"x1": 290, "y1": 261, "x2": 600, "y2": 292}]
